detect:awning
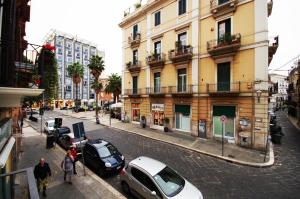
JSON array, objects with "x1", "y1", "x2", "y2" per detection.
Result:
[
  {"x1": 213, "y1": 106, "x2": 236, "y2": 117},
  {"x1": 0, "y1": 137, "x2": 15, "y2": 168},
  {"x1": 175, "y1": 105, "x2": 190, "y2": 115}
]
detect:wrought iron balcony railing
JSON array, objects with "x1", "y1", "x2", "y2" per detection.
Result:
[
  {"x1": 207, "y1": 33, "x2": 241, "y2": 59},
  {"x1": 146, "y1": 53, "x2": 166, "y2": 68},
  {"x1": 128, "y1": 33, "x2": 141, "y2": 48},
  {"x1": 269, "y1": 36, "x2": 279, "y2": 64},
  {"x1": 169, "y1": 45, "x2": 193, "y2": 64},
  {"x1": 207, "y1": 82, "x2": 241, "y2": 95},
  {"x1": 126, "y1": 61, "x2": 141, "y2": 73},
  {"x1": 168, "y1": 85, "x2": 194, "y2": 95}
]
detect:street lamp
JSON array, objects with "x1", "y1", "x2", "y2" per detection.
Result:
[{"x1": 257, "y1": 89, "x2": 262, "y2": 103}]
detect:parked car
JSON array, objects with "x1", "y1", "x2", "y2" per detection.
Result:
[
  {"x1": 57, "y1": 133, "x2": 88, "y2": 152},
  {"x1": 120, "y1": 156, "x2": 203, "y2": 199},
  {"x1": 83, "y1": 139, "x2": 125, "y2": 176},
  {"x1": 54, "y1": 126, "x2": 71, "y2": 137},
  {"x1": 88, "y1": 105, "x2": 94, "y2": 111},
  {"x1": 60, "y1": 107, "x2": 68, "y2": 110},
  {"x1": 44, "y1": 120, "x2": 55, "y2": 134}
]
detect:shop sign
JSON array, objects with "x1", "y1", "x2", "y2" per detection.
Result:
[{"x1": 152, "y1": 104, "x2": 164, "y2": 111}]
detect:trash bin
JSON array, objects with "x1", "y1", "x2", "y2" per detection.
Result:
[
  {"x1": 46, "y1": 134, "x2": 55, "y2": 149},
  {"x1": 271, "y1": 133, "x2": 283, "y2": 144}
]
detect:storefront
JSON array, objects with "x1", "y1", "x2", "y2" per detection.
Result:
[
  {"x1": 151, "y1": 104, "x2": 165, "y2": 130},
  {"x1": 131, "y1": 103, "x2": 140, "y2": 123},
  {"x1": 175, "y1": 105, "x2": 191, "y2": 132},
  {"x1": 212, "y1": 106, "x2": 236, "y2": 139}
]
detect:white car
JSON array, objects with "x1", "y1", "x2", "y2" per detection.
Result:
[
  {"x1": 120, "y1": 156, "x2": 203, "y2": 199},
  {"x1": 44, "y1": 120, "x2": 55, "y2": 134}
]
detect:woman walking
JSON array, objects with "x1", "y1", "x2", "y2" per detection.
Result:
[{"x1": 61, "y1": 150, "x2": 74, "y2": 184}]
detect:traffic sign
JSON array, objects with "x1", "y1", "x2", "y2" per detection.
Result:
[{"x1": 220, "y1": 115, "x2": 227, "y2": 123}]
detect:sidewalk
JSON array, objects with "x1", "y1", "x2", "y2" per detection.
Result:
[
  {"x1": 18, "y1": 123, "x2": 126, "y2": 199},
  {"x1": 60, "y1": 110, "x2": 274, "y2": 167}
]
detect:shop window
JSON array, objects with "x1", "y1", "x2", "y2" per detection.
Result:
[
  {"x1": 152, "y1": 104, "x2": 164, "y2": 127},
  {"x1": 132, "y1": 103, "x2": 140, "y2": 122}
]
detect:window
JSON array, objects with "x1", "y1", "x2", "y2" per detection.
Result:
[
  {"x1": 133, "y1": 50, "x2": 138, "y2": 65},
  {"x1": 133, "y1": 24, "x2": 139, "y2": 39},
  {"x1": 132, "y1": 76, "x2": 138, "y2": 94},
  {"x1": 66, "y1": 86, "x2": 72, "y2": 91},
  {"x1": 97, "y1": 144, "x2": 118, "y2": 158},
  {"x1": 154, "y1": 41, "x2": 161, "y2": 56},
  {"x1": 177, "y1": 68, "x2": 187, "y2": 92},
  {"x1": 218, "y1": 18, "x2": 231, "y2": 42},
  {"x1": 178, "y1": 32, "x2": 187, "y2": 46},
  {"x1": 132, "y1": 103, "x2": 140, "y2": 122},
  {"x1": 131, "y1": 167, "x2": 162, "y2": 199},
  {"x1": 217, "y1": 62, "x2": 230, "y2": 91},
  {"x1": 154, "y1": 11, "x2": 161, "y2": 26},
  {"x1": 57, "y1": 48, "x2": 62, "y2": 55},
  {"x1": 178, "y1": 0, "x2": 186, "y2": 15},
  {"x1": 219, "y1": 0, "x2": 230, "y2": 5},
  {"x1": 154, "y1": 72, "x2": 161, "y2": 93}
]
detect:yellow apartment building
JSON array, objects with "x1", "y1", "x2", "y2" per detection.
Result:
[{"x1": 119, "y1": 0, "x2": 278, "y2": 149}]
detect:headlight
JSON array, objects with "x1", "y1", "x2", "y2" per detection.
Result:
[
  {"x1": 105, "y1": 162, "x2": 112, "y2": 167},
  {"x1": 121, "y1": 155, "x2": 125, "y2": 160}
]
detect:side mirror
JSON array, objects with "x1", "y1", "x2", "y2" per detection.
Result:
[{"x1": 150, "y1": 191, "x2": 156, "y2": 196}]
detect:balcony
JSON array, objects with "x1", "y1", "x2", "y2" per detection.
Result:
[
  {"x1": 268, "y1": 0, "x2": 273, "y2": 17},
  {"x1": 207, "y1": 82, "x2": 240, "y2": 96},
  {"x1": 207, "y1": 33, "x2": 241, "y2": 59},
  {"x1": 210, "y1": 0, "x2": 238, "y2": 18},
  {"x1": 0, "y1": 168, "x2": 39, "y2": 199},
  {"x1": 148, "y1": 87, "x2": 168, "y2": 97},
  {"x1": 146, "y1": 53, "x2": 166, "y2": 69},
  {"x1": 168, "y1": 85, "x2": 194, "y2": 97},
  {"x1": 128, "y1": 33, "x2": 141, "y2": 48},
  {"x1": 169, "y1": 45, "x2": 193, "y2": 64},
  {"x1": 127, "y1": 61, "x2": 141, "y2": 73},
  {"x1": 269, "y1": 36, "x2": 279, "y2": 64},
  {"x1": 124, "y1": 88, "x2": 147, "y2": 98}
]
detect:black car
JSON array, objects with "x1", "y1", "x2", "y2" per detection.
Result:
[
  {"x1": 83, "y1": 139, "x2": 125, "y2": 176},
  {"x1": 60, "y1": 107, "x2": 68, "y2": 110},
  {"x1": 54, "y1": 126, "x2": 71, "y2": 137}
]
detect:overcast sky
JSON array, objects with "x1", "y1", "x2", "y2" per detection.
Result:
[{"x1": 26, "y1": 0, "x2": 300, "y2": 77}]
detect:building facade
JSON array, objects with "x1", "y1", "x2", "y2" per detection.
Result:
[
  {"x1": 268, "y1": 73, "x2": 288, "y2": 111},
  {"x1": 120, "y1": 0, "x2": 277, "y2": 149},
  {"x1": 43, "y1": 30, "x2": 105, "y2": 105}
]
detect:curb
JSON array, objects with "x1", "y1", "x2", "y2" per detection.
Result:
[
  {"x1": 59, "y1": 112, "x2": 275, "y2": 168},
  {"x1": 24, "y1": 121, "x2": 126, "y2": 199}
]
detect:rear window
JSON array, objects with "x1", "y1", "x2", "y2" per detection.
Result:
[{"x1": 48, "y1": 122, "x2": 54, "y2": 127}]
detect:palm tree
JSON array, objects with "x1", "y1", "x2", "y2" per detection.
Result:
[
  {"x1": 67, "y1": 62, "x2": 84, "y2": 111},
  {"x1": 105, "y1": 73, "x2": 121, "y2": 103},
  {"x1": 88, "y1": 55, "x2": 105, "y2": 123},
  {"x1": 91, "y1": 80, "x2": 103, "y2": 122}
]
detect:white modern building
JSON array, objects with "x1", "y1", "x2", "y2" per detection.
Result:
[
  {"x1": 43, "y1": 29, "x2": 105, "y2": 103},
  {"x1": 269, "y1": 73, "x2": 288, "y2": 110}
]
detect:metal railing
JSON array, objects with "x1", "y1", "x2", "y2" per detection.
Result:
[
  {"x1": 146, "y1": 53, "x2": 166, "y2": 65},
  {"x1": 0, "y1": 168, "x2": 39, "y2": 199},
  {"x1": 207, "y1": 82, "x2": 241, "y2": 93},
  {"x1": 128, "y1": 33, "x2": 141, "y2": 46},
  {"x1": 207, "y1": 33, "x2": 241, "y2": 51},
  {"x1": 0, "y1": 40, "x2": 43, "y2": 88},
  {"x1": 148, "y1": 86, "x2": 168, "y2": 95},
  {"x1": 168, "y1": 85, "x2": 194, "y2": 94},
  {"x1": 169, "y1": 45, "x2": 193, "y2": 60},
  {"x1": 126, "y1": 61, "x2": 141, "y2": 70}
]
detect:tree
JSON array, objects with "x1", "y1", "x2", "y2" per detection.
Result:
[
  {"x1": 38, "y1": 44, "x2": 58, "y2": 103},
  {"x1": 105, "y1": 73, "x2": 121, "y2": 103},
  {"x1": 88, "y1": 55, "x2": 105, "y2": 123},
  {"x1": 91, "y1": 80, "x2": 103, "y2": 114},
  {"x1": 67, "y1": 62, "x2": 84, "y2": 110}
]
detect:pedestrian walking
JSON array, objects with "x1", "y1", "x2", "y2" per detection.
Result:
[
  {"x1": 70, "y1": 146, "x2": 78, "y2": 174},
  {"x1": 61, "y1": 150, "x2": 74, "y2": 184},
  {"x1": 34, "y1": 158, "x2": 51, "y2": 197}
]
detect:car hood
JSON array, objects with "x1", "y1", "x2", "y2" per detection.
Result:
[
  {"x1": 171, "y1": 180, "x2": 203, "y2": 199},
  {"x1": 48, "y1": 127, "x2": 54, "y2": 131},
  {"x1": 102, "y1": 154, "x2": 123, "y2": 166}
]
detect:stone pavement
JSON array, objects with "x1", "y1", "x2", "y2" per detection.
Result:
[
  {"x1": 59, "y1": 110, "x2": 274, "y2": 167},
  {"x1": 17, "y1": 122, "x2": 126, "y2": 199}
]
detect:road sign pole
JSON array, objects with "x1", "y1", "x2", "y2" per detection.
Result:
[
  {"x1": 77, "y1": 125, "x2": 86, "y2": 176},
  {"x1": 222, "y1": 123, "x2": 224, "y2": 156}
]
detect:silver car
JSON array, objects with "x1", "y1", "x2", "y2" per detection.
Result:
[{"x1": 120, "y1": 156, "x2": 203, "y2": 199}]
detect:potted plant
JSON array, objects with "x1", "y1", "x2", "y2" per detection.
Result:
[
  {"x1": 134, "y1": 2, "x2": 141, "y2": 9},
  {"x1": 141, "y1": 115, "x2": 146, "y2": 128},
  {"x1": 164, "y1": 117, "x2": 170, "y2": 132}
]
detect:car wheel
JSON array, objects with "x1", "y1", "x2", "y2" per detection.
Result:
[
  {"x1": 121, "y1": 181, "x2": 131, "y2": 194},
  {"x1": 98, "y1": 168, "x2": 105, "y2": 177}
]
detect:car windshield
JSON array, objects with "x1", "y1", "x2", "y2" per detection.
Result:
[
  {"x1": 48, "y1": 122, "x2": 54, "y2": 127},
  {"x1": 153, "y1": 166, "x2": 185, "y2": 197},
  {"x1": 97, "y1": 144, "x2": 117, "y2": 158}
]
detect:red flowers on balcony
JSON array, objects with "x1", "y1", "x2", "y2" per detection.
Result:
[{"x1": 43, "y1": 44, "x2": 56, "y2": 51}]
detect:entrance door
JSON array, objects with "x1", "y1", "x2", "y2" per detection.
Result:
[
  {"x1": 175, "y1": 105, "x2": 190, "y2": 132},
  {"x1": 213, "y1": 106, "x2": 235, "y2": 138},
  {"x1": 217, "y1": 62, "x2": 230, "y2": 91}
]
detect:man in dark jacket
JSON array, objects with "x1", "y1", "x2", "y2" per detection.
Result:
[{"x1": 34, "y1": 158, "x2": 51, "y2": 197}]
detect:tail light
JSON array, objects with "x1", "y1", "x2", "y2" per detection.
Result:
[{"x1": 119, "y1": 168, "x2": 126, "y2": 176}]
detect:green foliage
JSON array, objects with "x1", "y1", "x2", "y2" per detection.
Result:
[
  {"x1": 91, "y1": 80, "x2": 103, "y2": 94},
  {"x1": 67, "y1": 62, "x2": 84, "y2": 82},
  {"x1": 88, "y1": 55, "x2": 105, "y2": 80},
  {"x1": 38, "y1": 46, "x2": 58, "y2": 101},
  {"x1": 105, "y1": 73, "x2": 122, "y2": 103}
]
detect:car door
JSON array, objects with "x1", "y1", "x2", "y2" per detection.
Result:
[{"x1": 130, "y1": 167, "x2": 162, "y2": 199}]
